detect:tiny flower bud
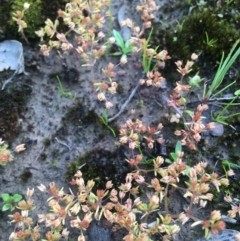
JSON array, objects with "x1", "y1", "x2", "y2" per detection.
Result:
[
  {"x1": 105, "y1": 101, "x2": 113, "y2": 109},
  {"x1": 205, "y1": 193, "x2": 214, "y2": 201},
  {"x1": 191, "y1": 53, "x2": 198, "y2": 60},
  {"x1": 23, "y1": 2, "x2": 30, "y2": 10},
  {"x1": 150, "y1": 195, "x2": 159, "y2": 205},
  {"x1": 108, "y1": 37, "x2": 115, "y2": 43},
  {"x1": 148, "y1": 142, "x2": 154, "y2": 149},
  {"x1": 178, "y1": 212, "x2": 189, "y2": 224},
  {"x1": 228, "y1": 210, "x2": 236, "y2": 218},
  {"x1": 156, "y1": 156, "x2": 164, "y2": 165},
  {"x1": 97, "y1": 93, "x2": 106, "y2": 101},
  {"x1": 97, "y1": 189, "x2": 105, "y2": 198},
  {"x1": 0, "y1": 138, "x2": 4, "y2": 145},
  {"x1": 191, "y1": 220, "x2": 203, "y2": 227},
  {"x1": 144, "y1": 21, "x2": 152, "y2": 28},
  {"x1": 106, "y1": 180, "x2": 113, "y2": 189},
  {"x1": 15, "y1": 144, "x2": 26, "y2": 153},
  {"x1": 129, "y1": 141, "x2": 137, "y2": 149},
  {"x1": 62, "y1": 228, "x2": 69, "y2": 238},
  {"x1": 212, "y1": 220, "x2": 225, "y2": 231},
  {"x1": 128, "y1": 212, "x2": 136, "y2": 222},
  {"x1": 224, "y1": 195, "x2": 232, "y2": 203},
  {"x1": 97, "y1": 31, "x2": 105, "y2": 39},
  {"x1": 103, "y1": 203, "x2": 114, "y2": 212},
  {"x1": 134, "y1": 197, "x2": 142, "y2": 206},
  {"x1": 200, "y1": 183, "x2": 210, "y2": 193},
  {"x1": 146, "y1": 79, "x2": 152, "y2": 86},
  {"x1": 26, "y1": 188, "x2": 34, "y2": 198},
  {"x1": 174, "y1": 130, "x2": 182, "y2": 136},
  {"x1": 130, "y1": 109, "x2": 136, "y2": 115},
  {"x1": 75, "y1": 170, "x2": 83, "y2": 178},
  {"x1": 220, "y1": 178, "x2": 229, "y2": 186},
  {"x1": 120, "y1": 54, "x2": 127, "y2": 65},
  {"x1": 134, "y1": 174, "x2": 145, "y2": 184},
  {"x1": 171, "y1": 224, "x2": 181, "y2": 234},
  {"x1": 189, "y1": 168, "x2": 197, "y2": 179},
  {"x1": 227, "y1": 169, "x2": 235, "y2": 176},
  {"x1": 134, "y1": 26, "x2": 140, "y2": 33},
  {"x1": 119, "y1": 191, "x2": 126, "y2": 199},
  {"x1": 210, "y1": 210, "x2": 221, "y2": 221},
  {"x1": 135, "y1": 154, "x2": 142, "y2": 162},
  {"x1": 37, "y1": 184, "x2": 47, "y2": 192}
]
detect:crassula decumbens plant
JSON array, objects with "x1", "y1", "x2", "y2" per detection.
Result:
[
  {"x1": 5, "y1": 104, "x2": 235, "y2": 241},
  {"x1": 13, "y1": 0, "x2": 169, "y2": 109},
  {"x1": 0, "y1": 138, "x2": 25, "y2": 166},
  {"x1": 8, "y1": 145, "x2": 235, "y2": 241}
]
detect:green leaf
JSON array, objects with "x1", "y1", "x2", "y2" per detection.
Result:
[
  {"x1": 234, "y1": 89, "x2": 240, "y2": 96},
  {"x1": 1, "y1": 193, "x2": 10, "y2": 202},
  {"x1": 123, "y1": 45, "x2": 133, "y2": 54},
  {"x1": 113, "y1": 29, "x2": 125, "y2": 49},
  {"x1": 165, "y1": 158, "x2": 172, "y2": 164},
  {"x1": 142, "y1": 27, "x2": 158, "y2": 73},
  {"x1": 206, "y1": 39, "x2": 240, "y2": 99},
  {"x1": 175, "y1": 141, "x2": 182, "y2": 153},
  {"x1": 2, "y1": 203, "x2": 12, "y2": 212},
  {"x1": 125, "y1": 40, "x2": 131, "y2": 48},
  {"x1": 183, "y1": 165, "x2": 191, "y2": 176},
  {"x1": 103, "y1": 110, "x2": 108, "y2": 124},
  {"x1": 13, "y1": 194, "x2": 22, "y2": 202},
  {"x1": 222, "y1": 159, "x2": 240, "y2": 169},
  {"x1": 109, "y1": 52, "x2": 122, "y2": 56},
  {"x1": 124, "y1": 40, "x2": 133, "y2": 51},
  {"x1": 170, "y1": 153, "x2": 178, "y2": 162},
  {"x1": 185, "y1": 110, "x2": 194, "y2": 117}
]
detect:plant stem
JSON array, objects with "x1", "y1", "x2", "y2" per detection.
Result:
[{"x1": 108, "y1": 81, "x2": 140, "y2": 122}]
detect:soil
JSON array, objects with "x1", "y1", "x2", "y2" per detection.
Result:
[{"x1": 1, "y1": 1, "x2": 240, "y2": 241}]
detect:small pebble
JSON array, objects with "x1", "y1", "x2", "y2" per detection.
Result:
[
  {"x1": 197, "y1": 229, "x2": 240, "y2": 241},
  {"x1": 209, "y1": 122, "x2": 224, "y2": 137},
  {"x1": 117, "y1": 70, "x2": 127, "y2": 76}
]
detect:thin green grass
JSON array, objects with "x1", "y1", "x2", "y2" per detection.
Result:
[{"x1": 204, "y1": 39, "x2": 240, "y2": 99}]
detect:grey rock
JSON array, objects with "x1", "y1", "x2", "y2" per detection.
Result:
[
  {"x1": 197, "y1": 229, "x2": 240, "y2": 241},
  {"x1": 87, "y1": 221, "x2": 113, "y2": 241},
  {"x1": 209, "y1": 122, "x2": 224, "y2": 137}
]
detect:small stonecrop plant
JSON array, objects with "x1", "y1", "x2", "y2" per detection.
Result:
[
  {"x1": 0, "y1": 138, "x2": 25, "y2": 166},
  {"x1": 8, "y1": 149, "x2": 234, "y2": 241},
  {"x1": 173, "y1": 103, "x2": 215, "y2": 150},
  {"x1": 1, "y1": 193, "x2": 23, "y2": 212},
  {"x1": 14, "y1": 0, "x2": 168, "y2": 109},
  {"x1": 118, "y1": 119, "x2": 164, "y2": 150},
  {"x1": 0, "y1": 140, "x2": 14, "y2": 166},
  {"x1": 162, "y1": 54, "x2": 214, "y2": 150},
  {"x1": 11, "y1": 2, "x2": 30, "y2": 45}
]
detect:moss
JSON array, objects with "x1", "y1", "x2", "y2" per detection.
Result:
[
  {"x1": 0, "y1": 73, "x2": 32, "y2": 142},
  {"x1": 40, "y1": 153, "x2": 47, "y2": 161},
  {"x1": 116, "y1": 84, "x2": 124, "y2": 94},
  {"x1": 61, "y1": 103, "x2": 118, "y2": 138},
  {"x1": 1, "y1": 0, "x2": 67, "y2": 40},
  {"x1": 7, "y1": 0, "x2": 42, "y2": 39},
  {"x1": 66, "y1": 148, "x2": 131, "y2": 191},
  {"x1": 20, "y1": 169, "x2": 32, "y2": 182},
  {"x1": 149, "y1": 3, "x2": 240, "y2": 71},
  {"x1": 43, "y1": 138, "x2": 51, "y2": 146},
  {"x1": 217, "y1": 125, "x2": 240, "y2": 154}
]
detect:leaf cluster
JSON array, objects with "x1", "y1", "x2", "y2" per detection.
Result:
[{"x1": 1, "y1": 193, "x2": 22, "y2": 212}]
